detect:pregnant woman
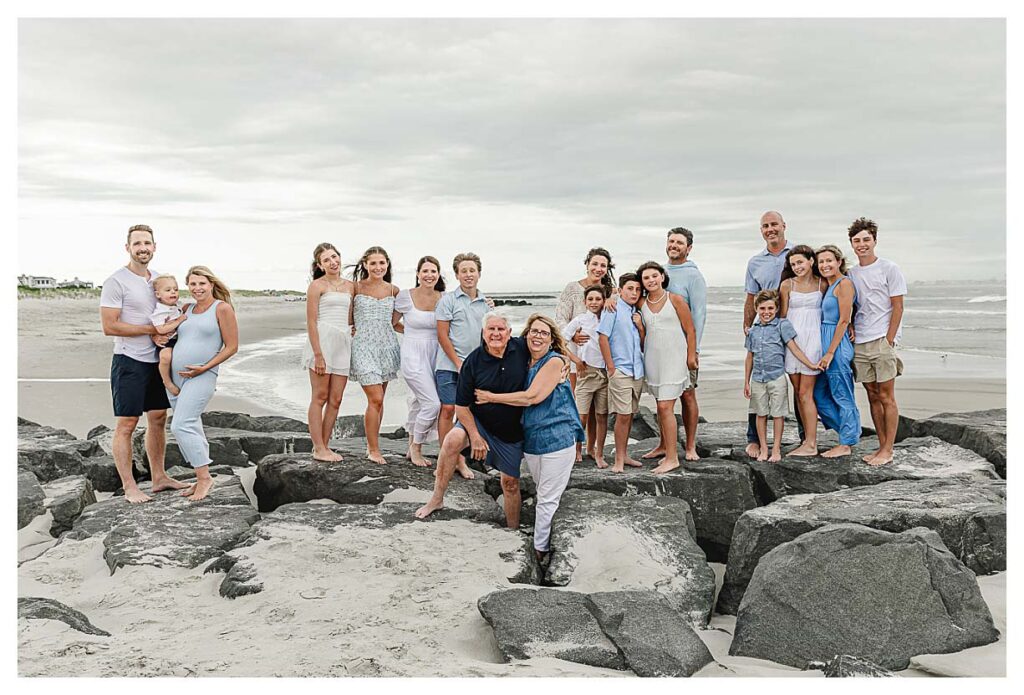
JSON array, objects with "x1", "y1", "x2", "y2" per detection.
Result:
[
  {"x1": 779, "y1": 245, "x2": 825, "y2": 456},
  {"x1": 349, "y1": 246, "x2": 402, "y2": 465},
  {"x1": 301, "y1": 242, "x2": 353, "y2": 462},
  {"x1": 814, "y1": 244, "x2": 861, "y2": 457},
  {"x1": 393, "y1": 256, "x2": 445, "y2": 467},
  {"x1": 168, "y1": 265, "x2": 238, "y2": 501}
]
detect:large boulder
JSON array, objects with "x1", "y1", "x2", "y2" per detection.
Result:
[
  {"x1": 43, "y1": 475, "x2": 97, "y2": 537},
  {"x1": 18, "y1": 422, "x2": 102, "y2": 483},
  {"x1": 695, "y1": 420, "x2": 801, "y2": 459},
  {"x1": 18, "y1": 597, "x2": 110, "y2": 637},
  {"x1": 911, "y1": 409, "x2": 1006, "y2": 478},
  {"x1": 66, "y1": 474, "x2": 259, "y2": 572},
  {"x1": 80, "y1": 454, "x2": 124, "y2": 493},
  {"x1": 18, "y1": 470, "x2": 45, "y2": 529},
  {"x1": 587, "y1": 590, "x2": 714, "y2": 677},
  {"x1": 746, "y1": 436, "x2": 999, "y2": 502},
  {"x1": 565, "y1": 456, "x2": 760, "y2": 561},
  {"x1": 730, "y1": 524, "x2": 999, "y2": 670},
  {"x1": 477, "y1": 589, "x2": 625, "y2": 670},
  {"x1": 201, "y1": 411, "x2": 308, "y2": 433},
  {"x1": 817, "y1": 655, "x2": 896, "y2": 677},
  {"x1": 253, "y1": 454, "x2": 502, "y2": 524},
  {"x1": 546, "y1": 489, "x2": 715, "y2": 626},
  {"x1": 717, "y1": 477, "x2": 1006, "y2": 614}
]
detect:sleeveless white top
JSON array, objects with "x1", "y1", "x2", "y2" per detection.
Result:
[{"x1": 300, "y1": 291, "x2": 352, "y2": 376}]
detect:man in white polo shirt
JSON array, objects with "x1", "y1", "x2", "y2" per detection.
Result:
[
  {"x1": 847, "y1": 217, "x2": 907, "y2": 467},
  {"x1": 99, "y1": 224, "x2": 188, "y2": 503}
]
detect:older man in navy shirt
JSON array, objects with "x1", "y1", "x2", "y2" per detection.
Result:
[{"x1": 743, "y1": 211, "x2": 800, "y2": 457}]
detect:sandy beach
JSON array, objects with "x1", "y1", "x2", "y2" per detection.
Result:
[{"x1": 17, "y1": 296, "x2": 1006, "y2": 438}]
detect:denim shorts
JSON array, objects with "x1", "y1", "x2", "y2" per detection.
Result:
[{"x1": 435, "y1": 369, "x2": 459, "y2": 405}]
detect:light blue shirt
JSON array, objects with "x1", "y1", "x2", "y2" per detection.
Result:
[
  {"x1": 744, "y1": 316, "x2": 798, "y2": 382},
  {"x1": 597, "y1": 298, "x2": 644, "y2": 379},
  {"x1": 665, "y1": 260, "x2": 707, "y2": 352},
  {"x1": 744, "y1": 241, "x2": 795, "y2": 295},
  {"x1": 434, "y1": 286, "x2": 489, "y2": 372}
]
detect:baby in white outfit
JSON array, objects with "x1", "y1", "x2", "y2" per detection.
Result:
[{"x1": 150, "y1": 274, "x2": 188, "y2": 396}]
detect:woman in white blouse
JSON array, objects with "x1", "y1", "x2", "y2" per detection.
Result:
[{"x1": 393, "y1": 256, "x2": 445, "y2": 467}]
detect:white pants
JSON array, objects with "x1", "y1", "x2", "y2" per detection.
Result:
[{"x1": 524, "y1": 444, "x2": 576, "y2": 552}]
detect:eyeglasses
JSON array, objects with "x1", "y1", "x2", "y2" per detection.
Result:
[{"x1": 528, "y1": 329, "x2": 551, "y2": 338}]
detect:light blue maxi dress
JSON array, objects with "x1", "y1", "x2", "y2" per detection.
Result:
[
  {"x1": 169, "y1": 300, "x2": 224, "y2": 468},
  {"x1": 813, "y1": 279, "x2": 861, "y2": 446}
]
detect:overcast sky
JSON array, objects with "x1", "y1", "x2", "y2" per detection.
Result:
[{"x1": 18, "y1": 18, "x2": 1005, "y2": 291}]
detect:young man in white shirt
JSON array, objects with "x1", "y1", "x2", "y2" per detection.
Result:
[{"x1": 847, "y1": 217, "x2": 907, "y2": 467}]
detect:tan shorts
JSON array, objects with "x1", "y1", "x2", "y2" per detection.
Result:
[
  {"x1": 853, "y1": 337, "x2": 904, "y2": 383},
  {"x1": 608, "y1": 370, "x2": 643, "y2": 416},
  {"x1": 685, "y1": 368, "x2": 698, "y2": 391},
  {"x1": 575, "y1": 367, "x2": 609, "y2": 415},
  {"x1": 749, "y1": 374, "x2": 790, "y2": 418}
]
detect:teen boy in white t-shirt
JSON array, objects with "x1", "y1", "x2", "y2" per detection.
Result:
[{"x1": 847, "y1": 217, "x2": 907, "y2": 467}]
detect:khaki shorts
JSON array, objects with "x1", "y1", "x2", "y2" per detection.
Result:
[
  {"x1": 608, "y1": 370, "x2": 643, "y2": 416},
  {"x1": 575, "y1": 367, "x2": 609, "y2": 415},
  {"x1": 853, "y1": 337, "x2": 904, "y2": 383},
  {"x1": 684, "y1": 367, "x2": 698, "y2": 391},
  {"x1": 748, "y1": 374, "x2": 790, "y2": 418}
]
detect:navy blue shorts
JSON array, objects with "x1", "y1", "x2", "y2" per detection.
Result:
[
  {"x1": 435, "y1": 369, "x2": 459, "y2": 406},
  {"x1": 456, "y1": 417, "x2": 524, "y2": 479},
  {"x1": 111, "y1": 354, "x2": 170, "y2": 417}
]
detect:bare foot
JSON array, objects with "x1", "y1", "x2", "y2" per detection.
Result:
[
  {"x1": 179, "y1": 483, "x2": 196, "y2": 497},
  {"x1": 623, "y1": 457, "x2": 643, "y2": 468},
  {"x1": 821, "y1": 445, "x2": 852, "y2": 458},
  {"x1": 744, "y1": 442, "x2": 761, "y2": 458},
  {"x1": 575, "y1": 451, "x2": 583, "y2": 464},
  {"x1": 862, "y1": 449, "x2": 879, "y2": 462},
  {"x1": 164, "y1": 383, "x2": 180, "y2": 397},
  {"x1": 788, "y1": 444, "x2": 819, "y2": 457},
  {"x1": 594, "y1": 456, "x2": 609, "y2": 469},
  {"x1": 415, "y1": 499, "x2": 444, "y2": 519},
  {"x1": 409, "y1": 452, "x2": 431, "y2": 467},
  {"x1": 756, "y1": 447, "x2": 769, "y2": 462},
  {"x1": 866, "y1": 451, "x2": 894, "y2": 467},
  {"x1": 123, "y1": 487, "x2": 152, "y2": 504},
  {"x1": 653, "y1": 459, "x2": 680, "y2": 475},
  {"x1": 610, "y1": 463, "x2": 625, "y2": 473},
  {"x1": 455, "y1": 461, "x2": 476, "y2": 480},
  {"x1": 367, "y1": 451, "x2": 387, "y2": 465},
  {"x1": 768, "y1": 450, "x2": 782, "y2": 463},
  {"x1": 641, "y1": 447, "x2": 666, "y2": 460},
  {"x1": 683, "y1": 449, "x2": 700, "y2": 461},
  {"x1": 312, "y1": 447, "x2": 341, "y2": 462},
  {"x1": 150, "y1": 476, "x2": 189, "y2": 493},
  {"x1": 187, "y1": 477, "x2": 214, "y2": 502}
]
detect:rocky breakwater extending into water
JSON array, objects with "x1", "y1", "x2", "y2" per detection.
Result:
[{"x1": 17, "y1": 408, "x2": 1006, "y2": 677}]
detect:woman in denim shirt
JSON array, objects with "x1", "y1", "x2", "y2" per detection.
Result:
[{"x1": 475, "y1": 313, "x2": 584, "y2": 563}]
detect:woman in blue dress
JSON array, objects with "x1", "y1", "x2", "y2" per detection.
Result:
[{"x1": 813, "y1": 245, "x2": 861, "y2": 457}]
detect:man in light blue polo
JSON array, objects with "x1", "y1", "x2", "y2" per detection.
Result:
[
  {"x1": 742, "y1": 211, "x2": 796, "y2": 457},
  {"x1": 664, "y1": 226, "x2": 707, "y2": 461},
  {"x1": 435, "y1": 252, "x2": 489, "y2": 478}
]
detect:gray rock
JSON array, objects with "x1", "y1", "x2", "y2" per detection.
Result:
[
  {"x1": 696, "y1": 420, "x2": 801, "y2": 459},
  {"x1": 201, "y1": 411, "x2": 308, "y2": 432},
  {"x1": 17, "y1": 422, "x2": 104, "y2": 483},
  {"x1": 43, "y1": 475, "x2": 97, "y2": 537},
  {"x1": 80, "y1": 454, "x2": 124, "y2": 493},
  {"x1": 161, "y1": 427, "x2": 249, "y2": 468},
  {"x1": 380, "y1": 426, "x2": 408, "y2": 440},
  {"x1": 332, "y1": 414, "x2": 366, "y2": 439},
  {"x1": 565, "y1": 455, "x2": 760, "y2": 561},
  {"x1": 547, "y1": 489, "x2": 715, "y2": 627},
  {"x1": 18, "y1": 416, "x2": 40, "y2": 427},
  {"x1": 911, "y1": 409, "x2": 1006, "y2": 478},
  {"x1": 18, "y1": 470, "x2": 45, "y2": 529},
  {"x1": 18, "y1": 597, "x2": 110, "y2": 637},
  {"x1": 608, "y1": 407, "x2": 658, "y2": 441},
  {"x1": 730, "y1": 524, "x2": 999, "y2": 670},
  {"x1": 816, "y1": 654, "x2": 897, "y2": 677},
  {"x1": 253, "y1": 454, "x2": 502, "y2": 525},
  {"x1": 204, "y1": 554, "x2": 263, "y2": 599},
  {"x1": 587, "y1": 590, "x2": 714, "y2": 677},
  {"x1": 478, "y1": 588, "x2": 625, "y2": 669},
  {"x1": 716, "y1": 477, "x2": 1006, "y2": 615},
  {"x1": 86, "y1": 424, "x2": 111, "y2": 440},
  {"x1": 165, "y1": 464, "x2": 235, "y2": 480},
  {"x1": 746, "y1": 436, "x2": 999, "y2": 503},
  {"x1": 66, "y1": 475, "x2": 259, "y2": 573}
]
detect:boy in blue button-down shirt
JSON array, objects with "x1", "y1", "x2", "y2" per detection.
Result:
[{"x1": 743, "y1": 290, "x2": 818, "y2": 462}]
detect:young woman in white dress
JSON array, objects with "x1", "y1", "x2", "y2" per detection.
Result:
[
  {"x1": 779, "y1": 245, "x2": 826, "y2": 456},
  {"x1": 636, "y1": 261, "x2": 698, "y2": 474},
  {"x1": 301, "y1": 243, "x2": 354, "y2": 462},
  {"x1": 393, "y1": 256, "x2": 444, "y2": 467}
]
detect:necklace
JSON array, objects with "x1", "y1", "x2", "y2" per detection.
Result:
[
  {"x1": 325, "y1": 277, "x2": 345, "y2": 292},
  {"x1": 647, "y1": 290, "x2": 668, "y2": 306}
]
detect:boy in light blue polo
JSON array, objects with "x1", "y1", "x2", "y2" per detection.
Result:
[{"x1": 597, "y1": 273, "x2": 646, "y2": 473}]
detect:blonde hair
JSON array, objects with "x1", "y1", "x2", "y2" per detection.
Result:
[
  {"x1": 815, "y1": 244, "x2": 848, "y2": 275},
  {"x1": 520, "y1": 313, "x2": 569, "y2": 357},
  {"x1": 152, "y1": 274, "x2": 178, "y2": 291},
  {"x1": 185, "y1": 265, "x2": 233, "y2": 307},
  {"x1": 754, "y1": 289, "x2": 780, "y2": 308}
]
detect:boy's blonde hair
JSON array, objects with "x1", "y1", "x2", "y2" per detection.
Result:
[
  {"x1": 754, "y1": 289, "x2": 780, "y2": 308},
  {"x1": 153, "y1": 274, "x2": 178, "y2": 291}
]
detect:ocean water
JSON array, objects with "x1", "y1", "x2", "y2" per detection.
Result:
[{"x1": 216, "y1": 281, "x2": 1005, "y2": 424}]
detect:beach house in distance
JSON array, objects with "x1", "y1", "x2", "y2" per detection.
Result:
[{"x1": 18, "y1": 274, "x2": 94, "y2": 289}]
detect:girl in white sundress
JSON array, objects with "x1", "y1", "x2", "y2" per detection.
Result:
[
  {"x1": 301, "y1": 242, "x2": 354, "y2": 463},
  {"x1": 779, "y1": 244, "x2": 826, "y2": 457},
  {"x1": 393, "y1": 256, "x2": 445, "y2": 468},
  {"x1": 635, "y1": 261, "x2": 698, "y2": 475}
]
